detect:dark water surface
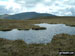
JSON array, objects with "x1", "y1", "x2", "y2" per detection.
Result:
[{"x1": 0, "y1": 23, "x2": 75, "y2": 44}]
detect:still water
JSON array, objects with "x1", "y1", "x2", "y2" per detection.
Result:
[{"x1": 0, "y1": 23, "x2": 75, "y2": 44}]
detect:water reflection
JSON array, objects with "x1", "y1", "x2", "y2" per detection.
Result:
[{"x1": 0, "y1": 23, "x2": 75, "y2": 44}]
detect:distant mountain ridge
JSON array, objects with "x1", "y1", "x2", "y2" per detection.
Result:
[
  {"x1": 0, "y1": 12, "x2": 55, "y2": 20},
  {"x1": 0, "y1": 14, "x2": 9, "y2": 19}
]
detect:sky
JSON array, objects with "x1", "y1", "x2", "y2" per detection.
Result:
[{"x1": 0, "y1": 0, "x2": 75, "y2": 16}]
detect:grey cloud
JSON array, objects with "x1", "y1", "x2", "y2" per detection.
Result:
[
  {"x1": 0, "y1": 6, "x2": 12, "y2": 14},
  {"x1": 66, "y1": 7, "x2": 75, "y2": 16},
  {"x1": 0, "y1": 0, "x2": 75, "y2": 16},
  {"x1": 15, "y1": 0, "x2": 42, "y2": 7}
]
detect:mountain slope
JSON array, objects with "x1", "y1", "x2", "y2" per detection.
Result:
[
  {"x1": 0, "y1": 14, "x2": 9, "y2": 19},
  {"x1": 2, "y1": 12, "x2": 55, "y2": 20}
]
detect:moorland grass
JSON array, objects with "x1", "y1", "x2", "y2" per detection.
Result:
[
  {"x1": 0, "y1": 17, "x2": 75, "y2": 31},
  {"x1": 0, "y1": 34, "x2": 75, "y2": 56}
]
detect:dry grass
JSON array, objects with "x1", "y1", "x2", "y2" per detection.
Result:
[
  {"x1": 0, "y1": 34, "x2": 75, "y2": 56},
  {"x1": 0, "y1": 17, "x2": 75, "y2": 31},
  {"x1": 0, "y1": 17, "x2": 75, "y2": 56}
]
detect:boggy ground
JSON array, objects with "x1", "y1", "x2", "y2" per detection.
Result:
[
  {"x1": 0, "y1": 34, "x2": 75, "y2": 56},
  {"x1": 0, "y1": 17, "x2": 75, "y2": 31}
]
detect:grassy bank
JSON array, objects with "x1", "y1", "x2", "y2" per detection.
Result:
[
  {"x1": 0, "y1": 17, "x2": 75, "y2": 31},
  {"x1": 0, "y1": 34, "x2": 75, "y2": 56}
]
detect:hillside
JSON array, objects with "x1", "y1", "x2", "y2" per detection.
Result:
[
  {"x1": 0, "y1": 12, "x2": 55, "y2": 20},
  {"x1": 0, "y1": 14, "x2": 9, "y2": 19}
]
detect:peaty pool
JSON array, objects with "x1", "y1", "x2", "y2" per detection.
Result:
[{"x1": 0, "y1": 23, "x2": 75, "y2": 44}]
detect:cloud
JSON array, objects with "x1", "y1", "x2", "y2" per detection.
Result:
[
  {"x1": 0, "y1": 0, "x2": 27, "y2": 14},
  {"x1": 0, "y1": 6, "x2": 11, "y2": 14},
  {"x1": 0, "y1": 0, "x2": 75, "y2": 16}
]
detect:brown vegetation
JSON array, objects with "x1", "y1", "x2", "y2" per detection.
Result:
[
  {"x1": 0, "y1": 34, "x2": 75, "y2": 56},
  {"x1": 0, "y1": 17, "x2": 75, "y2": 31}
]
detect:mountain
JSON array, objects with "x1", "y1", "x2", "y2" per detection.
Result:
[
  {"x1": 0, "y1": 14, "x2": 9, "y2": 19},
  {"x1": 0, "y1": 12, "x2": 55, "y2": 20}
]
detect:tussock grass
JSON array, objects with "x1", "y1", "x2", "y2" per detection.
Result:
[
  {"x1": 0, "y1": 34, "x2": 75, "y2": 56},
  {"x1": 0, "y1": 17, "x2": 75, "y2": 31}
]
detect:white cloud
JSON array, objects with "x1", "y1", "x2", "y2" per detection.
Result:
[
  {"x1": 0, "y1": 0, "x2": 27, "y2": 14},
  {"x1": 0, "y1": 0, "x2": 75, "y2": 16},
  {"x1": 0, "y1": 1, "x2": 8, "y2": 5},
  {"x1": 29, "y1": 3, "x2": 50, "y2": 13},
  {"x1": 44, "y1": 0, "x2": 51, "y2": 2}
]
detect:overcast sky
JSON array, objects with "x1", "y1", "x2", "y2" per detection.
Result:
[{"x1": 0, "y1": 0, "x2": 75, "y2": 16}]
